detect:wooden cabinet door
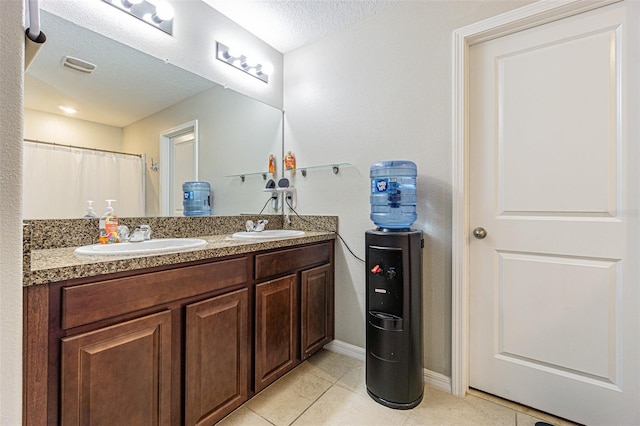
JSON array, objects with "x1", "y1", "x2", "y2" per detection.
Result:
[
  {"x1": 301, "y1": 264, "x2": 334, "y2": 359},
  {"x1": 254, "y1": 274, "x2": 297, "y2": 392},
  {"x1": 185, "y1": 289, "x2": 248, "y2": 426},
  {"x1": 60, "y1": 310, "x2": 172, "y2": 426}
]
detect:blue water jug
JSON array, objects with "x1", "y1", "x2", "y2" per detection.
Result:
[
  {"x1": 182, "y1": 181, "x2": 211, "y2": 216},
  {"x1": 370, "y1": 161, "x2": 417, "y2": 229}
]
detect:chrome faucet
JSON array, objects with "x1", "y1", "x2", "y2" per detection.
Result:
[
  {"x1": 130, "y1": 224, "x2": 151, "y2": 242},
  {"x1": 245, "y1": 219, "x2": 268, "y2": 232},
  {"x1": 117, "y1": 225, "x2": 130, "y2": 242}
]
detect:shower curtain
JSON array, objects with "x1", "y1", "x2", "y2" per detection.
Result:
[{"x1": 23, "y1": 142, "x2": 145, "y2": 219}]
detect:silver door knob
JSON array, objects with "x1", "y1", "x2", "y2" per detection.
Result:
[{"x1": 473, "y1": 227, "x2": 487, "y2": 239}]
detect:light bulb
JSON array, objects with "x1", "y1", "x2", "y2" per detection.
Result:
[
  {"x1": 153, "y1": 1, "x2": 174, "y2": 21},
  {"x1": 245, "y1": 57, "x2": 259, "y2": 68},
  {"x1": 121, "y1": 0, "x2": 143, "y2": 8},
  {"x1": 228, "y1": 47, "x2": 241, "y2": 58},
  {"x1": 260, "y1": 62, "x2": 274, "y2": 76},
  {"x1": 59, "y1": 105, "x2": 77, "y2": 115}
]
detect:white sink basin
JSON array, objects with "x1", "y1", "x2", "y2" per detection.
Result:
[
  {"x1": 74, "y1": 238, "x2": 208, "y2": 256},
  {"x1": 232, "y1": 230, "x2": 305, "y2": 239}
]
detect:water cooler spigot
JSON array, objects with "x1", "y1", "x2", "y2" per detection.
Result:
[{"x1": 371, "y1": 264, "x2": 398, "y2": 280}]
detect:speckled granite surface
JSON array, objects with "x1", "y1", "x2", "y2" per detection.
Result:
[
  {"x1": 23, "y1": 223, "x2": 31, "y2": 284},
  {"x1": 25, "y1": 215, "x2": 287, "y2": 250},
  {"x1": 24, "y1": 215, "x2": 338, "y2": 286}
]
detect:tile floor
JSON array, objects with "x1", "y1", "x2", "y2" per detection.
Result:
[{"x1": 219, "y1": 349, "x2": 578, "y2": 426}]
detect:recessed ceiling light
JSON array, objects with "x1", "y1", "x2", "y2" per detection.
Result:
[{"x1": 59, "y1": 106, "x2": 77, "y2": 115}]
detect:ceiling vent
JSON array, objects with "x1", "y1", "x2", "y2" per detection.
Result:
[{"x1": 61, "y1": 56, "x2": 97, "y2": 74}]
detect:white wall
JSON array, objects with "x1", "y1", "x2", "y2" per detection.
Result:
[
  {"x1": 25, "y1": 109, "x2": 123, "y2": 151},
  {"x1": 284, "y1": 0, "x2": 531, "y2": 377},
  {"x1": 40, "y1": 0, "x2": 284, "y2": 110},
  {"x1": 0, "y1": 1, "x2": 23, "y2": 424},
  {"x1": 122, "y1": 85, "x2": 282, "y2": 216}
]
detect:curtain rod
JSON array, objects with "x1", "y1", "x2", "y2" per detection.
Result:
[{"x1": 24, "y1": 138, "x2": 142, "y2": 158}]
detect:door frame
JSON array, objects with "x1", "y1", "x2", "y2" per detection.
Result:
[
  {"x1": 450, "y1": 0, "x2": 620, "y2": 398},
  {"x1": 160, "y1": 120, "x2": 199, "y2": 216}
]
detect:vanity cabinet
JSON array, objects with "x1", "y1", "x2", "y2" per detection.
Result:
[
  {"x1": 23, "y1": 240, "x2": 334, "y2": 426},
  {"x1": 254, "y1": 242, "x2": 334, "y2": 391},
  {"x1": 29, "y1": 256, "x2": 249, "y2": 426}
]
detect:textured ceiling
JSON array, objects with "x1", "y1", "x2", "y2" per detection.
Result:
[{"x1": 202, "y1": 0, "x2": 395, "y2": 53}]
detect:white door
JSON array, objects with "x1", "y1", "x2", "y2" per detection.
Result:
[
  {"x1": 160, "y1": 121, "x2": 199, "y2": 216},
  {"x1": 169, "y1": 132, "x2": 196, "y2": 216},
  {"x1": 468, "y1": 2, "x2": 639, "y2": 425}
]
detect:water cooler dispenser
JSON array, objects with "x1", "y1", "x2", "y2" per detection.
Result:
[{"x1": 366, "y1": 161, "x2": 424, "y2": 409}]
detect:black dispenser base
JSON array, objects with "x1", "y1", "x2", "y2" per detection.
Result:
[
  {"x1": 365, "y1": 229, "x2": 424, "y2": 409},
  {"x1": 367, "y1": 388, "x2": 423, "y2": 410}
]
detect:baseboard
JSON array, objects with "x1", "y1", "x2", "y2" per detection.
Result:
[
  {"x1": 324, "y1": 339, "x2": 453, "y2": 394},
  {"x1": 423, "y1": 369, "x2": 452, "y2": 393},
  {"x1": 324, "y1": 339, "x2": 365, "y2": 361}
]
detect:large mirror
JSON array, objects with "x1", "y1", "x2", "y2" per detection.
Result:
[{"x1": 24, "y1": 10, "x2": 283, "y2": 220}]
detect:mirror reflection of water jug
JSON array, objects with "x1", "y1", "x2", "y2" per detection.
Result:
[
  {"x1": 370, "y1": 161, "x2": 417, "y2": 230},
  {"x1": 182, "y1": 181, "x2": 211, "y2": 216}
]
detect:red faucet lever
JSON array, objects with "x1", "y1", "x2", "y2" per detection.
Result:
[{"x1": 371, "y1": 265, "x2": 382, "y2": 274}]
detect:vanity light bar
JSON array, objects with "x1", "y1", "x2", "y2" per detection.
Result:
[
  {"x1": 102, "y1": 0, "x2": 174, "y2": 35},
  {"x1": 216, "y1": 42, "x2": 271, "y2": 84}
]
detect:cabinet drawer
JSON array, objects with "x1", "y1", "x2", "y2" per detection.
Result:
[
  {"x1": 255, "y1": 243, "x2": 330, "y2": 280},
  {"x1": 62, "y1": 257, "x2": 248, "y2": 329}
]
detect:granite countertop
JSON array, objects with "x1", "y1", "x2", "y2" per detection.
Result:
[{"x1": 28, "y1": 231, "x2": 335, "y2": 286}]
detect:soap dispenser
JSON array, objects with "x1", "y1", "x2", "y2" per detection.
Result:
[
  {"x1": 285, "y1": 151, "x2": 296, "y2": 170},
  {"x1": 83, "y1": 200, "x2": 98, "y2": 219},
  {"x1": 268, "y1": 153, "x2": 276, "y2": 174},
  {"x1": 99, "y1": 199, "x2": 119, "y2": 244}
]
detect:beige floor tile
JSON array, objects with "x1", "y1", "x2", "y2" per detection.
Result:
[
  {"x1": 247, "y1": 367, "x2": 333, "y2": 426},
  {"x1": 292, "y1": 384, "x2": 410, "y2": 426},
  {"x1": 289, "y1": 358, "x2": 340, "y2": 385},
  {"x1": 516, "y1": 411, "x2": 579, "y2": 426},
  {"x1": 219, "y1": 351, "x2": 585, "y2": 426},
  {"x1": 405, "y1": 387, "x2": 515, "y2": 426},
  {"x1": 217, "y1": 406, "x2": 273, "y2": 426},
  {"x1": 468, "y1": 389, "x2": 579, "y2": 426},
  {"x1": 305, "y1": 350, "x2": 363, "y2": 383},
  {"x1": 517, "y1": 411, "x2": 556, "y2": 426},
  {"x1": 335, "y1": 363, "x2": 367, "y2": 397},
  {"x1": 467, "y1": 388, "x2": 525, "y2": 412}
]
